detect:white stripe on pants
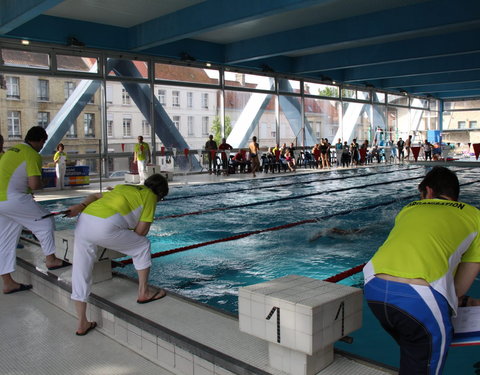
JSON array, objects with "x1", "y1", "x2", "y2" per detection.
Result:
[
  {"x1": 0, "y1": 194, "x2": 55, "y2": 275},
  {"x1": 71, "y1": 213, "x2": 152, "y2": 302}
]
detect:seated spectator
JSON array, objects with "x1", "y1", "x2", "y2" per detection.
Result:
[
  {"x1": 232, "y1": 149, "x2": 248, "y2": 173},
  {"x1": 284, "y1": 149, "x2": 296, "y2": 172},
  {"x1": 218, "y1": 138, "x2": 233, "y2": 174},
  {"x1": 371, "y1": 145, "x2": 381, "y2": 163}
]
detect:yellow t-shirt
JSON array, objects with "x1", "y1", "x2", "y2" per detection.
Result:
[
  {"x1": 84, "y1": 184, "x2": 157, "y2": 229},
  {"x1": 364, "y1": 199, "x2": 480, "y2": 313},
  {"x1": 134, "y1": 142, "x2": 150, "y2": 161},
  {"x1": 0, "y1": 143, "x2": 42, "y2": 201}
]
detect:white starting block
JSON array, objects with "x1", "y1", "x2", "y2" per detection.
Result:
[
  {"x1": 239, "y1": 275, "x2": 363, "y2": 375},
  {"x1": 145, "y1": 164, "x2": 173, "y2": 182},
  {"x1": 54, "y1": 230, "x2": 124, "y2": 283},
  {"x1": 158, "y1": 156, "x2": 174, "y2": 172},
  {"x1": 124, "y1": 173, "x2": 140, "y2": 184}
]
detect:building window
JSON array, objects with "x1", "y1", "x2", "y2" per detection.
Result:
[
  {"x1": 173, "y1": 116, "x2": 180, "y2": 130},
  {"x1": 172, "y1": 91, "x2": 180, "y2": 107},
  {"x1": 158, "y1": 89, "x2": 166, "y2": 105},
  {"x1": 37, "y1": 112, "x2": 49, "y2": 128},
  {"x1": 458, "y1": 121, "x2": 466, "y2": 129},
  {"x1": 84, "y1": 113, "x2": 95, "y2": 137},
  {"x1": 66, "y1": 123, "x2": 77, "y2": 138},
  {"x1": 142, "y1": 120, "x2": 151, "y2": 136},
  {"x1": 106, "y1": 85, "x2": 113, "y2": 104},
  {"x1": 7, "y1": 111, "x2": 21, "y2": 139},
  {"x1": 202, "y1": 116, "x2": 209, "y2": 135},
  {"x1": 201, "y1": 93, "x2": 208, "y2": 109},
  {"x1": 64, "y1": 81, "x2": 76, "y2": 100},
  {"x1": 188, "y1": 116, "x2": 194, "y2": 135},
  {"x1": 107, "y1": 114, "x2": 113, "y2": 137},
  {"x1": 470, "y1": 121, "x2": 477, "y2": 129},
  {"x1": 37, "y1": 79, "x2": 49, "y2": 101},
  {"x1": 122, "y1": 89, "x2": 131, "y2": 105},
  {"x1": 187, "y1": 92, "x2": 193, "y2": 108},
  {"x1": 6, "y1": 76, "x2": 20, "y2": 99},
  {"x1": 123, "y1": 117, "x2": 131, "y2": 137}
]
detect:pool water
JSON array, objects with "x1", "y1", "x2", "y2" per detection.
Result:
[{"x1": 43, "y1": 165, "x2": 480, "y2": 373}]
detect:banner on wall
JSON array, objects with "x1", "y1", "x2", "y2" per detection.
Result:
[{"x1": 42, "y1": 166, "x2": 90, "y2": 188}]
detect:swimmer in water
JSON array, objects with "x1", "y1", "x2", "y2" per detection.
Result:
[{"x1": 309, "y1": 227, "x2": 368, "y2": 242}]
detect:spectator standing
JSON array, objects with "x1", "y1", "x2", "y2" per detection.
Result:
[
  {"x1": 134, "y1": 136, "x2": 151, "y2": 183},
  {"x1": 204, "y1": 135, "x2": 218, "y2": 174},
  {"x1": 249, "y1": 136, "x2": 260, "y2": 177},
  {"x1": 335, "y1": 138, "x2": 343, "y2": 166},
  {"x1": 423, "y1": 140, "x2": 432, "y2": 161},
  {"x1": 350, "y1": 139, "x2": 360, "y2": 166},
  {"x1": 397, "y1": 137, "x2": 405, "y2": 162},
  {"x1": 54, "y1": 143, "x2": 67, "y2": 190},
  {"x1": 405, "y1": 135, "x2": 413, "y2": 160},
  {"x1": 341, "y1": 141, "x2": 351, "y2": 167}
]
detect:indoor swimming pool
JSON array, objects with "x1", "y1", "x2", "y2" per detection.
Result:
[{"x1": 41, "y1": 165, "x2": 480, "y2": 373}]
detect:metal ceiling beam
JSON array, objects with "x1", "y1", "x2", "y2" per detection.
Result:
[
  {"x1": 292, "y1": 28, "x2": 480, "y2": 74},
  {"x1": 225, "y1": 0, "x2": 480, "y2": 64},
  {"x1": 129, "y1": 0, "x2": 330, "y2": 51},
  {"x1": 409, "y1": 82, "x2": 480, "y2": 94},
  {"x1": 342, "y1": 53, "x2": 480, "y2": 82},
  {"x1": 376, "y1": 71, "x2": 480, "y2": 89},
  {"x1": 435, "y1": 90, "x2": 480, "y2": 99},
  {"x1": 0, "y1": 0, "x2": 64, "y2": 34}
]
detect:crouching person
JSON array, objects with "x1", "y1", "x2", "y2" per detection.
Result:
[{"x1": 66, "y1": 174, "x2": 169, "y2": 336}]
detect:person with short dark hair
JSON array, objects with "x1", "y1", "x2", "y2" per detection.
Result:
[
  {"x1": 218, "y1": 138, "x2": 233, "y2": 174},
  {"x1": 66, "y1": 173, "x2": 169, "y2": 336},
  {"x1": 204, "y1": 134, "x2": 218, "y2": 174},
  {"x1": 363, "y1": 166, "x2": 480, "y2": 374},
  {"x1": 0, "y1": 126, "x2": 67, "y2": 294}
]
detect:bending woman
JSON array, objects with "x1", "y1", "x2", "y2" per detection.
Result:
[{"x1": 66, "y1": 173, "x2": 169, "y2": 336}]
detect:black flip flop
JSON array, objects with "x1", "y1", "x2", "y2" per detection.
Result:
[
  {"x1": 76, "y1": 322, "x2": 97, "y2": 336},
  {"x1": 47, "y1": 260, "x2": 70, "y2": 271},
  {"x1": 137, "y1": 290, "x2": 167, "y2": 304},
  {"x1": 4, "y1": 283, "x2": 32, "y2": 294}
]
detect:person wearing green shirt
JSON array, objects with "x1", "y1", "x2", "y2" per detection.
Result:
[
  {"x1": 66, "y1": 173, "x2": 168, "y2": 336},
  {"x1": 0, "y1": 127, "x2": 67, "y2": 295},
  {"x1": 363, "y1": 166, "x2": 480, "y2": 374},
  {"x1": 133, "y1": 136, "x2": 151, "y2": 184}
]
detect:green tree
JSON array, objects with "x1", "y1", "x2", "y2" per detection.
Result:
[
  {"x1": 318, "y1": 86, "x2": 338, "y2": 97},
  {"x1": 211, "y1": 115, "x2": 232, "y2": 145}
]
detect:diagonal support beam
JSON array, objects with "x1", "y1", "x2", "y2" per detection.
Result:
[{"x1": 0, "y1": 0, "x2": 64, "y2": 33}]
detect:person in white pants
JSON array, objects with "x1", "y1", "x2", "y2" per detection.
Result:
[
  {"x1": 133, "y1": 136, "x2": 151, "y2": 184},
  {"x1": 0, "y1": 127, "x2": 68, "y2": 295},
  {"x1": 66, "y1": 173, "x2": 169, "y2": 336},
  {"x1": 54, "y1": 143, "x2": 67, "y2": 189}
]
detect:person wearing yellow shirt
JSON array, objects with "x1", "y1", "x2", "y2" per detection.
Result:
[
  {"x1": 66, "y1": 173, "x2": 168, "y2": 336},
  {"x1": 0, "y1": 127, "x2": 68, "y2": 295},
  {"x1": 363, "y1": 167, "x2": 480, "y2": 374},
  {"x1": 53, "y1": 143, "x2": 67, "y2": 189},
  {"x1": 133, "y1": 136, "x2": 151, "y2": 184}
]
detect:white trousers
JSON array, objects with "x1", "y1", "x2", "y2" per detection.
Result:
[
  {"x1": 71, "y1": 213, "x2": 152, "y2": 302},
  {"x1": 0, "y1": 194, "x2": 55, "y2": 275},
  {"x1": 137, "y1": 160, "x2": 147, "y2": 183},
  {"x1": 56, "y1": 163, "x2": 66, "y2": 189}
]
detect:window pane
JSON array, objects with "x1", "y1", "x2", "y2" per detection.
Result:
[
  {"x1": 57, "y1": 55, "x2": 99, "y2": 73},
  {"x1": 155, "y1": 63, "x2": 219, "y2": 85},
  {"x1": 107, "y1": 58, "x2": 148, "y2": 79},
  {"x1": 37, "y1": 79, "x2": 49, "y2": 101},
  {"x1": 224, "y1": 72, "x2": 275, "y2": 92},
  {"x1": 278, "y1": 78, "x2": 300, "y2": 94},
  {"x1": 304, "y1": 82, "x2": 339, "y2": 98},
  {"x1": 2, "y1": 48, "x2": 49, "y2": 69},
  {"x1": 6, "y1": 76, "x2": 20, "y2": 99}
]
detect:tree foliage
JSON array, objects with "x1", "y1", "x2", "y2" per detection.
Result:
[{"x1": 211, "y1": 115, "x2": 232, "y2": 144}]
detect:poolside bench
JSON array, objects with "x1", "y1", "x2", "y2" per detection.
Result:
[{"x1": 54, "y1": 229, "x2": 123, "y2": 283}]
